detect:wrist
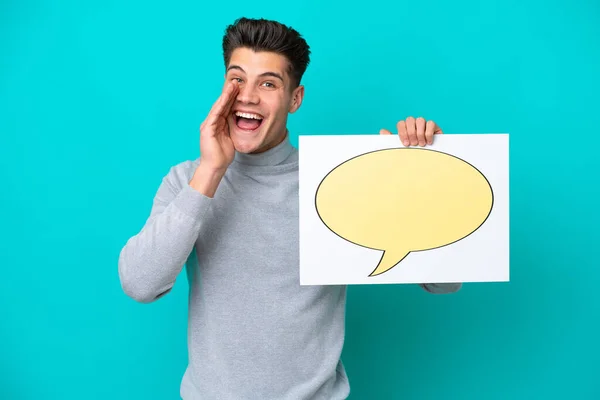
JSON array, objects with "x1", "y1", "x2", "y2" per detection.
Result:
[{"x1": 189, "y1": 161, "x2": 227, "y2": 198}]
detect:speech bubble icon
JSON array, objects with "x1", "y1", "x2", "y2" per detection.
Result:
[{"x1": 315, "y1": 148, "x2": 493, "y2": 277}]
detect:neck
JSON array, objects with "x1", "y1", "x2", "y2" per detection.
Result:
[{"x1": 233, "y1": 130, "x2": 295, "y2": 167}]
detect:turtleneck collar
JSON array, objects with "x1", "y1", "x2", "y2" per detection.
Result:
[{"x1": 233, "y1": 131, "x2": 295, "y2": 167}]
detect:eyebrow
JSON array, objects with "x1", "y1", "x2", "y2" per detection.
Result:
[{"x1": 227, "y1": 65, "x2": 284, "y2": 82}]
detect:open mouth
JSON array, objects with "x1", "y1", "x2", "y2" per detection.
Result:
[{"x1": 234, "y1": 111, "x2": 264, "y2": 131}]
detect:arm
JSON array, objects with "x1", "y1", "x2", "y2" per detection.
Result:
[
  {"x1": 119, "y1": 81, "x2": 239, "y2": 303},
  {"x1": 419, "y1": 283, "x2": 462, "y2": 294},
  {"x1": 117, "y1": 163, "x2": 216, "y2": 303}
]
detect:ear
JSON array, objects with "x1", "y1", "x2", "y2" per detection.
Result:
[{"x1": 289, "y1": 85, "x2": 305, "y2": 114}]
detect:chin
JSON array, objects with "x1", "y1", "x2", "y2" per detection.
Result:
[
  {"x1": 231, "y1": 131, "x2": 265, "y2": 153},
  {"x1": 232, "y1": 129, "x2": 279, "y2": 156},
  {"x1": 232, "y1": 140, "x2": 262, "y2": 154}
]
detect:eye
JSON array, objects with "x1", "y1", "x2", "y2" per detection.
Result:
[
  {"x1": 262, "y1": 82, "x2": 275, "y2": 88},
  {"x1": 232, "y1": 77, "x2": 243, "y2": 83}
]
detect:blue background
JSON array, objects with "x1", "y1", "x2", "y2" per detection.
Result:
[{"x1": 1, "y1": 0, "x2": 599, "y2": 399}]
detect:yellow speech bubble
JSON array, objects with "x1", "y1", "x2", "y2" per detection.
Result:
[{"x1": 315, "y1": 148, "x2": 493, "y2": 277}]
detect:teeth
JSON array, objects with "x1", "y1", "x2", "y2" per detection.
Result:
[{"x1": 235, "y1": 111, "x2": 263, "y2": 120}]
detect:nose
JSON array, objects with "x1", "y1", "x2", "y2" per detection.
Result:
[{"x1": 236, "y1": 83, "x2": 259, "y2": 105}]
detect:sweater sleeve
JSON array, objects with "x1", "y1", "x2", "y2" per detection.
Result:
[
  {"x1": 419, "y1": 282, "x2": 462, "y2": 294},
  {"x1": 118, "y1": 165, "x2": 211, "y2": 303}
]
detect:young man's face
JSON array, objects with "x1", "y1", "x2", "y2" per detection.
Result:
[{"x1": 225, "y1": 47, "x2": 304, "y2": 154}]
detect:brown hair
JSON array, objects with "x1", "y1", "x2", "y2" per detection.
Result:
[{"x1": 222, "y1": 17, "x2": 311, "y2": 88}]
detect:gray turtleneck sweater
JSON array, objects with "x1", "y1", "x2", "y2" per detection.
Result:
[{"x1": 118, "y1": 134, "x2": 461, "y2": 400}]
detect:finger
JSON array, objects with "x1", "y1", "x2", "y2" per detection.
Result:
[
  {"x1": 425, "y1": 120, "x2": 436, "y2": 145},
  {"x1": 223, "y1": 82, "x2": 240, "y2": 114},
  {"x1": 219, "y1": 82, "x2": 240, "y2": 116},
  {"x1": 206, "y1": 82, "x2": 239, "y2": 125},
  {"x1": 380, "y1": 128, "x2": 392, "y2": 135},
  {"x1": 396, "y1": 120, "x2": 408, "y2": 146},
  {"x1": 406, "y1": 117, "x2": 417, "y2": 146},
  {"x1": 207, "y1": 83, "x2": 232, "y2": 115},
  {"x1": 416, "y1": 117, "x2": 426, "y2": 146},
  {"x1": 204, "y1": 94, "x2": 228, "y2": 127}
]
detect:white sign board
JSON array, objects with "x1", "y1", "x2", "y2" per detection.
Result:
[{"x1": 299, "y1": 133, "x2": 509, "y2": 285}]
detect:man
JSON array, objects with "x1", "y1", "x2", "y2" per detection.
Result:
[{"x1": 118, "y1": 17, "x2": 461, "y2": 400}]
